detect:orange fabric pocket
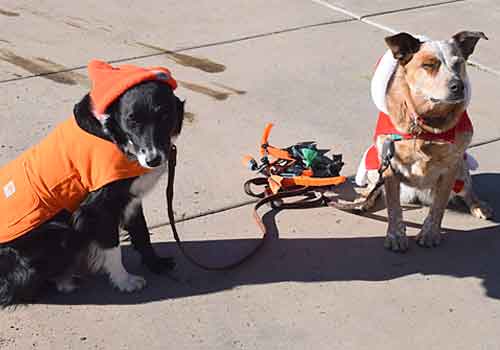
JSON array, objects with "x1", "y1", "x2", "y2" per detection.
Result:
[
  {"x1": 49, "y1": 174, "x2": 87, "y2": 213},
  {"x1": 0, "y1": 159, "x2": 41, "y2": 228}
]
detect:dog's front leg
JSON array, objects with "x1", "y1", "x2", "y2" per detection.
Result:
[
  {"x1": 383, "y1": 172, "x2": 408, "y2": 251},
  {"x1": 122, "y1": 201, "x2": 175, "y2": 273},
  {"x1": 416, "y1": 169, "x2": 457, "y2": 247},
  {"x1": 72, "y1": 188, "x2": 146, "y2": 292}
]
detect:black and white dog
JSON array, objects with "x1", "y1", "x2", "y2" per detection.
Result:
[{"x1": 0, "y1": 75, "x2": 184, "y2": 305}]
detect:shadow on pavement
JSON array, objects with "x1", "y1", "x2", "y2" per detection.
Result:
[{"x1": 41, "y1": 173, "x2": 500, "y2": 305}]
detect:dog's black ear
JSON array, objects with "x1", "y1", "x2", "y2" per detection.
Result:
[
  {"x1": 74, "y1": 94, "x2": 118, "y2": 142},
  {"x1": 174, "y1": 97, "x2": 185, "y2": 136},
  {"x1": 452, "y1": 31, "x2": 488, "y2": 60},
  {"x1": 73, "y1": 94, "x2": 93, "y2": 119},
  {"x1": 385, "y1": 32, "x2": 421, "y2": 64},
  {"x1": 74, "y1": 94, "x2": 106, "y2": 135}
]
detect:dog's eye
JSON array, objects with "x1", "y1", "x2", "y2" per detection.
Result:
[
  {"x1": 422, "y1": 62, "x2": 438, "y2": 70},
  {"x1": 452, "y1": 58, "x2": 464, "y2": 71}
]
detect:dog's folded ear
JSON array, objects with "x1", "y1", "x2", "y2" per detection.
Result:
[
  {"x1": 174, "y1": 96, "x2": 185, "y2": 136},
  {"x1": 385, "y1": 32, "x2": 421, "y2": 64},
  {"x1": 73, "y1": 94, "x2": 93, "y2": 119},
  {"x1": 452, "y1": 31, "x2": 488, "y2": 60}
]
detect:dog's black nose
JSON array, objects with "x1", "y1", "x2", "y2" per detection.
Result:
[
  {"x1": 450, "y1": 79, "x2": 464, "y2": 94},
  {"x1": 146, "y1": 155, "x2": 162, "y2": 168}
]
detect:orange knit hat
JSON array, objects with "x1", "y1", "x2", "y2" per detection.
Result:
[{"x1": 88, "y1": 59, "x2": 178, "y2": 118}]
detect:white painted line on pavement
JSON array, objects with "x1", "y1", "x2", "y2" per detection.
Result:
[
  {"x1": 467, "y1": 59, "x2": 500, "y2": 77},
  {"x1": 311, "y1": 0, "x2": 500, "y2": 77},
  {"x1": 310, "y1": 0, "x2": 361, "y2": 19},
  {"x1": 360, "y1": 18, "x2": 398, "y2": 34}
]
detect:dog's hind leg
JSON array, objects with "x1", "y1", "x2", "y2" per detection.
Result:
[
  {"x1": 456, "y1": 161, "x2": 493, "y2": 219},
  {"x1": 0, "y1": 247, "x2": 40, "y2": 306},
  {"x1": 53, "y1": 273, "x2": 79, "y2": 294},
  {"x1": 464, "y1": 191, "x2": 493, "y2": 220},
  {"x1": 80, "y1": 242, "x2": 146, "y2": 292},
  {"x1": 75, "y1": 229, "x2": 147, "y2": 293},
  {"x1": 0, "y1": 212, "x2": 80, "y2": 305}
]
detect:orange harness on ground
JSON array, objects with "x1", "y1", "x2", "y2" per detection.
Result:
[
  {"x1": 0, "y1": 59, "x2": 177, "y2": 243},
  {"x1": 242, "y1": 124, "x2": 347, "y2": 234},
  {"x1": 243, "y1": 123, "x2": 346, "y2": 196}
]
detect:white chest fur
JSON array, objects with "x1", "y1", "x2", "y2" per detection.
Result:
[
  {"x1": 123, "y1": 164, "x2": 167, "y2": 222},
  {"x1": 129, "y1": 164, "x2": 167, "y2": 197}
]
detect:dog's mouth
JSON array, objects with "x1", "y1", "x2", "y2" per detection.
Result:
[
  {"x1": 420, "y1": 115, "x2": 449, "y2": 128},
  {"x1": 429, "y1": 96, "x2": 464, "y2": 104}
]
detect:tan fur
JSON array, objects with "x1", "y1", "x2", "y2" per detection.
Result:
[{"x1": 368, "y1": 32, "x2": 493, "y2": 251}]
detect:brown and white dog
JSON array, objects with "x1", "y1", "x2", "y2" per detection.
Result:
[{"x1": 357, "y1": 31, "x2": 493, "y2": 251}]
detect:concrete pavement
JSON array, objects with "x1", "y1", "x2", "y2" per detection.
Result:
[{"x1": 0, "y1": 1, "x2": 499, "y2": 349}]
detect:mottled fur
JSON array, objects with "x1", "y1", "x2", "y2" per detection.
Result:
[{"x1": 365, "y1": 31, "x2": 492, "y2": 251}]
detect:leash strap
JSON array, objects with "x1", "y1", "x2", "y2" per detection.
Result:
[
  {"x1": 244, "y1": 177, "x2": 328, "y2": 232},
  {"x1": 329, "y1": 138, "x2": 396, "y2": 211},
  {"x1": 167, "y1": 145, "x2": 267, "y2": 270}
]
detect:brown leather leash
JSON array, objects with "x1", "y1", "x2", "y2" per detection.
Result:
[
  {"x1": 167, "y1": 146, "x2": 334, "y2": 271},
  {"x1": 329, "y1": 138, "x2": 397, "y2": 211},
  {"x1": 167, "y1": 145, "x2": 270, "y2": 270},
  {"x1": 245, "y1": 180, "x2": 327, "y2": 233}
]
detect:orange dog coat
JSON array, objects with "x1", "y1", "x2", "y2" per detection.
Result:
[{"x1": 0, "y1": 60, "x2": 177, "y2": 243}]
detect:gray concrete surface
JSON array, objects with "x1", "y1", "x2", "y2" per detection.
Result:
[{"x1": 0, "y1": 1, "x2": 499, "y2": 349}]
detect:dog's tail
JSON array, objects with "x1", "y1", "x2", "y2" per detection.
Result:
[{"x1": 0, "y1": 247, "x2": 40, "y2": 307}]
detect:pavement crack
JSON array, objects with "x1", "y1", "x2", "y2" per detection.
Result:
[
  {"x1": 311, "y1": 0, "x2": 500, "y2": 78},
  {"x1": 469, "y1": 137, "x2": 500, "y2": 149},
  {"x1": 360, "y1": 0, "x2": 466, "y2": 19},
  {"x1": 0, "y1": 18, "x2": 354, "y2": 85},
  {"x1": 148, "y1": 199, "x2": 258, "y2": 231},
  {"x1": 466, "y1": 60, "x2": 500, "y2": 77}
]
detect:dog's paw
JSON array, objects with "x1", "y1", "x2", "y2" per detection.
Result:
[
  {"x1": 55, "y1": 278, "x2": 79, "y2": 294},
  {"x1": 470, "y1": 201, "x2": 494, "y2": 220},
  {"x1": 143, "y1": 256, "x2": 176, "y2": 274},
  {"x1": 415, "y1": 217, "x2": 442, "y2": 248},
  {"x1": 384, "y1": 232, "x2": 409, "y2": 252},
  {"x1": 416, "y1": 231, "x2": 442, "y2": 247},
  {"x1": 111, "y1": 273, "x2": 146, "y2": 293},
  {"x1": 416, "y1": 228, "x2": 442, "y2": 248}
]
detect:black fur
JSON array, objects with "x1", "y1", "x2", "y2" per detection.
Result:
[
  {"x1": 452, "y1": 31, "x2": 488, "y2": 60},
  {"x1": 384, "y1": 32, "x2": 422, "y2": 64},
  {"x1": 0, "y1": 80, "x2": 184, "y2": 306},
  {"x1": 0, "y1": 211, "x2": 79, "y2": 305}
]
